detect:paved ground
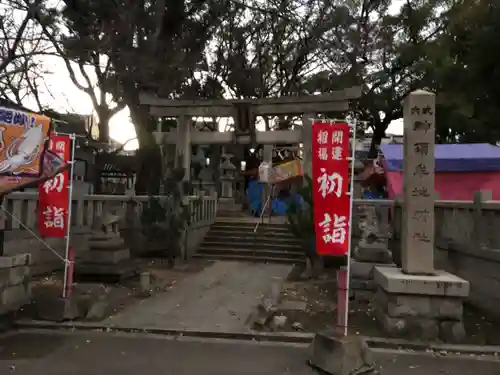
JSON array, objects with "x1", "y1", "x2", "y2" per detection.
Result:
[
  {"x1": 105, "y1": 261, "x2": 292, "y2": 332},
  {"x1": 1, "y1": 330, "x2": 499, "y2": 375},
  {"x1": 372, "y1": 349, "x2": 500, "y2": 375}
]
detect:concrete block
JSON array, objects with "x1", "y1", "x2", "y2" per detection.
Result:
[
  {"x1": 353, "y1": 243, "x2": 392, "y2": 263},
  {"x1": 0, "y1": 266, "x2": 29, "y2": 289},
  {"x1": 374, "y1": 267, "x2": 469, "y2": 297},
  {"x1": 35, "y1": 296, "x2": 81, "y2": 322},
  {"x1": 436, "y1": 298, "x2": 464, "y2": 320},
  {"x1": 82, "y1": 249, "x2": 130, "y2": 265},
  {"x1": 375, "y1": 288, "x2": 463, "y2": 320},
  {"x1": 0, "y1": 284, "x2": 30, "y2": 314},
  {"x1": 350, "y1": 279, "x2": 376, "y2": 291},
  {"x1": 309, "y1": 330, "x2": 374, "y2": 375},
  {"x1": 374, "y1": 309, "x2": 439, "y2": 340},
  {"x1": 0, "y1": 254, "x2": 30, "y2": 269},
  {"x1": 90, "y1": 232, "x2": 118, "y2": 242},
  {"x1": 440, "y1": 321, "x2": 466, "y2": 343},
  {"x1": 350, "y1": 261, "x2": 395, "y2": 280},
  {"x1": 89, "y1": 237, "x2": 125, "y2": 250}
]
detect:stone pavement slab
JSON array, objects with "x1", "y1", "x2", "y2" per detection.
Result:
[
  {"x1": 373, "y1": 349, "x2": 500, "y2": 375},
  {"x1": 105, "y1": 261, "x2": 292, "y2": 332},
  {"x1": 1, "y1": 330, "x2": 500, "y2": 375},
  {"x1": 0, "y1": 330, "x2": 316, "y2": 375}
]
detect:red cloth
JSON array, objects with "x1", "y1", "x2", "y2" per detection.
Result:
[{"x1": 386, "y1": 171, "x2": 500, "y2": 200}]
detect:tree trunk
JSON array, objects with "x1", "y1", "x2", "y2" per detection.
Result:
[
  {"x1": 97, "y1": 113, "x2": 111, "y2": 143},
  {"x1": 129, "y1": 103, "x2": 162, "y2": 195},
  {"x1": 368, "y1": 124, "x2": 386, "y2": 159}
]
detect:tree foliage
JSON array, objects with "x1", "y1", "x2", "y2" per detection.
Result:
[
  {"x1": 3, "y1": 0, "x2": 500, "y2": 155},
  {"x1": 429, "y1": 0, "x2": 500, "y2": 143}
]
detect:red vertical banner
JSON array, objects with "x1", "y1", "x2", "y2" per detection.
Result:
[
  {"x1": 38, "y1": 135, "x2": 71, "y2": 238},
  {"x1": 312, "y1": 121, "x2": 351, "y2": 256}
]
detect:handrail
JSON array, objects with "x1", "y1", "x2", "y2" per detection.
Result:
[{"x1": 254, "y1": 185, "x2": 274, "y2": 233}]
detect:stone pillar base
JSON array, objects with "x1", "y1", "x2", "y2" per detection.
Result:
[
  {"x1": 353, "y1": 241, "x2": 393, "y2": 263},
  {"x1": 351, "y1": 241, "x2": 394, "y2": 292},
  {"x1": 76, "y1": 232, "x2": 137, "y2": 283},
  {"x1": 373, "y1": 266, "x2": 470, "y2": 343},
  {"x1": 350, "y1": 260, "x2": 395, "y2": 291}
]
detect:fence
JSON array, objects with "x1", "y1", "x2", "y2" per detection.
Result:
[{"x1": 0, "y1": 192, "x2": 218, "y2": 275}]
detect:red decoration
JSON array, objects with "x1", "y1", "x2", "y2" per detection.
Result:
[
  {"x1": 38, "y1": 135, "x2": 70, "y2": 238},
  {"x1": 312, "y1": 121, "x2": 351, "y2": 256}
]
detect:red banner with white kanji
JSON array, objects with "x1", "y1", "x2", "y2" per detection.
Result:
[
  {"x1": 38, "y1": 135, "x2": 70, "y2": 238},
  {"x1": 312, "y1": 121, "x2": 351, "y2": 256}
]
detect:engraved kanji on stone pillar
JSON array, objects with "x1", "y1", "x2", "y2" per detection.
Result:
[{"x1": 401, "y1": 90, "x2": 436, "y2": 275}]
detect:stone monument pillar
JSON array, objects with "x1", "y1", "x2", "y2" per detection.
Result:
[
  {"x1": 401, "y1": 90, "x2": 435, "y2": 274},
  {"x1": 373, "y1": 90, "x2": 470, "y2": 342}
]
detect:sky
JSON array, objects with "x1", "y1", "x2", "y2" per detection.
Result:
[{"x1": 15, "y1": 0, "x2": 405, "y2": 150}]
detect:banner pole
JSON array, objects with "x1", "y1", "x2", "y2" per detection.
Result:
[
  {"x1": 0, "y1": 196, "x2": 4, "y2": 257},
  {"x1": 62, "y1": 133, "x2": 76, "y2": 299},
  {"x1": 343, "y1": 119, "x2": 357, "y2": 336}
]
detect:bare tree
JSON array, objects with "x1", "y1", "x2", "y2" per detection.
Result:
[
  {"x1": 211, "y1": 0, "x2": 332, "y2": 100},
  {"x1": 0, "y1": 0, "x2": 53, "y2": 110},
  {"x1": 40, "y1": 11, "x2": 125, "y2": 142}
]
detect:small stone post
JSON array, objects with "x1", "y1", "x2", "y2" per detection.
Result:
[{"x1": 401, "y1": 90, "x2": 436, "y2": 275}]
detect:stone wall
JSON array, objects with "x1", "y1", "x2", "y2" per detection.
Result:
[
  {"x1": 0, "y1": 193, "x2": 218, "y2": 276},
  {"x1": 0, "y1": 254, "x2": 31, "y2": 316},
  {"x1": 436, "y1": 244, "x2": 500, "y2": 321},
  {"x1": 2, "y1": 229, "x2": 92, "y2": 277}
]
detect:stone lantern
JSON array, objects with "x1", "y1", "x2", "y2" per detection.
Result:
[{"x1": 219, "y1": 154, "x2": 237, "y2": 199}]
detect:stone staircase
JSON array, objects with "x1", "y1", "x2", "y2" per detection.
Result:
[{"x1": 194, "y1": 218, "x2": 305, "y2": 264}]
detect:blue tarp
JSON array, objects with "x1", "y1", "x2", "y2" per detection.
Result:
[
  {"x1": 381, "y1": 143, "x2": 500, "y2": 172},
  {"x1": 247, "y1": 179, "x2": 303, "y2": 216}
]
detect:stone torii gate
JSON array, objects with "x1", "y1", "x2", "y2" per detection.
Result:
[{"x1": 139, "y1": 87, "x2": 362, "y2": 186}]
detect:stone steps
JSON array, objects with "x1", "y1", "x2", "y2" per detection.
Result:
[
  {"x1": 197, "y1": 246, "x2": 303, "y2": 259},
  {"x1": 193, "y1": 253, "x2": 304, "y2": 264},
  {"x1": 201, "y1": 240, "x2": 302, "y2": 251},
  {"x1": 210, "y1": 223, "x2": 293, "y2": 234},
  {"x1": 204, "y1": 232, "x2": 301, "y2": 244},
  {"x1": 196, "y1": 219, "x2": 305, "y2": 264}
]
